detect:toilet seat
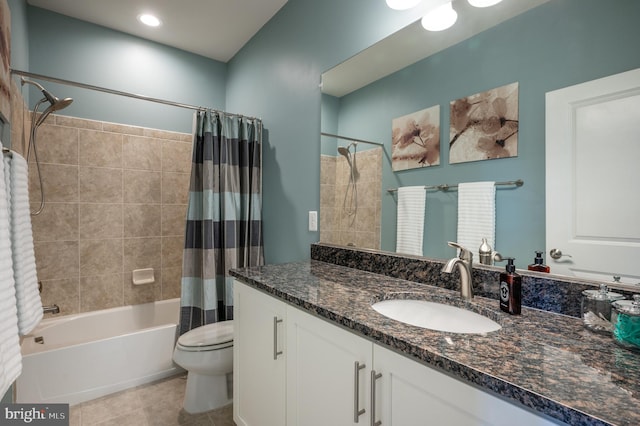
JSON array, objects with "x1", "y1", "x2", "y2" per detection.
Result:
[{"x1": 177, "y1": 321, "x2": 234, "y2": 352}]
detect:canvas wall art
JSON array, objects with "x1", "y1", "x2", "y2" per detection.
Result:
[
  {"x1": 391, "y1": 105, "x2": 440, "y2": 171},
  {"x1": 449, "y1": 82, "x2": 519, "y2": 164},
  {"x1": 0, "y1": 0, "x2": 10, "y2": 123}
]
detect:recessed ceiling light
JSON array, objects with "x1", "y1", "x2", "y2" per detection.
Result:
[
  {"x1": 468, "y1": 0, "x2": 503, "y2": 7},
  {"x1": 385, "y1": 0, "x2": 422, "y2": 10},
  {"x1": 421, "y1": 2, "x2": 458, "y2": 31},
  {"x1": 137, "y1": 14, "x2": 162, "y2": 27}
]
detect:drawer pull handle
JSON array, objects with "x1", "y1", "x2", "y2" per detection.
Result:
[
  {"x1": 273, "y1": 317, "x2": 283, "y2": 360},
  {"x1": 354, "y1": 361, "x2": 366, "y2": 422},
  {"x1": 371, "y1": 369, "x2": 382, "y2": 426}
]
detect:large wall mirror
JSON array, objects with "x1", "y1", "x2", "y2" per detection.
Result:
[{"x1": 319, "y1": 0, "x2": 640, "y2": 288}]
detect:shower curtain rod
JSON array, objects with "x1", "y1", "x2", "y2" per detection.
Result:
[
  {"x1": 10, "y1": 69, "x2": 260, "y2": 121},
  {"x1": 321, "y1": 132, "x2": 384, "y2": 146}
]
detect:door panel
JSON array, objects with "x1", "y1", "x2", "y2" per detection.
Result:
[{"x1": 546, "y1": 68, "x2": 640, "y2": 283}]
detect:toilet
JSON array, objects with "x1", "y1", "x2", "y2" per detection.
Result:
[{"x1": 172, "y1": 320, "x2": 234, "y2": 414}]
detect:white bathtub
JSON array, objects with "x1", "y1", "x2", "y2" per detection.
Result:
[{"x1": 16, "y1": 298, "x2": 183, "y2": 406}]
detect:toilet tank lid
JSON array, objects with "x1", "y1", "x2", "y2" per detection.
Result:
[{"x1": 178, "y1": 321, "x2": 234, "y2": 348}]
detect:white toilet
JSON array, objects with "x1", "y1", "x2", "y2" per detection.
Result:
[{"x1": 172, "y1": 320, "x2": 234, "y2": 414}]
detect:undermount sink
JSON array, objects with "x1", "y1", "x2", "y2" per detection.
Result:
[{"x1": 371, "y1": 298, "x2": 502, "y2": 334}]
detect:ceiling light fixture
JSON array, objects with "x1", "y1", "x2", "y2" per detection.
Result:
[
  {"x1": 467, "y1": 0, "x2": 503, "y2": 7},
  {"x1": 385, "y1": 0, "x2": 422, "y2": 10},
  {"x1": 421, "y1": 2, "x2": 458, "y2": 31},
  {"x1": 137, "y1": 14, "x2": 162, "y2": 27}
]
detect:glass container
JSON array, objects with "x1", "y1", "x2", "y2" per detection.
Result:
[{"x1": 581, "y1": 284, "x2": 624, "y2": 334}]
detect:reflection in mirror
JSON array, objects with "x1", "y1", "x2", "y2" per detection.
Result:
[
  {"x1": 320, "y1": 133, "x2": 384, "y2": 250},
  {"x1": 319, "y1": 0, "x2": 640, "y2": 288}
]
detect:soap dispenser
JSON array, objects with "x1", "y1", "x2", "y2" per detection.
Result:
[
  {"x1": 479, "y1": 238, "x2": 493, "y2": 265},
  {"x1": 500, "y1": 258, "x2": 521, "y2": 315},
  {"x1": 528, "y1": 251, "x2": 550, "y2": 273}
]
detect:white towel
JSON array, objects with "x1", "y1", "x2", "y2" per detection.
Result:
[
  {"x1": 5, "y1": 152, "x2": 43, "y2": 335},
  {"x1": 0, "y1": 148, "x2": 21, "y2": 398},
  {"x1": 395, "y1": 186, "x2": 426, "y2": 256},
  {"x1": 456, "y1": 181, "x2": 496, "y2": 256}
]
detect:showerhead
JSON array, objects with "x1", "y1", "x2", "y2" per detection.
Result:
[
  {"x1": 22, "y1": 78, "x2": 74, "y2": 126},
  {"x1": 337, "y1": 143, "x2": 359, "y2": 179},
  {"x1": 337, "y1": 146, "x2": 350, "y2": 157}
]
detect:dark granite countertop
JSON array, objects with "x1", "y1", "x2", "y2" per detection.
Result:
[{"x1": 231, "y1": 260, "x2": 640, "y2": 426}]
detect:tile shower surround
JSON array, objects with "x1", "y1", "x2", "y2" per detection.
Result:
[
  {"x1": 320, "y1": 148, "x2": 382, "y2": 250},
  {"x1": 230, "y1": 244, "x2": 640, "y2": 426},
  {"x1": 27, "y1": 113, "x2": 192, "y2": 315}
]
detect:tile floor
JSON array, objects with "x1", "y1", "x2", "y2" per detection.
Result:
[{"x1": 68, "y1": 374, "x2": 234, "y2": 426}]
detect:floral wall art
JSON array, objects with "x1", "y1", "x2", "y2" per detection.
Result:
[
  {"x1": 449, "y1": 82, "x2": 519, "y2": 164},
  {"x1": 391, "y1": 105, "x2": 440, "y2": 171}
]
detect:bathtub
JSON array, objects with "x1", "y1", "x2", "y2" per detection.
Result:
[{"x1": 16, "y1": 298, "x2": 183, "y2": 406}]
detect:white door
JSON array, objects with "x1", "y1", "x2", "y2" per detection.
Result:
[{"x1": 546, "y1": 68, "x2": 640, "y2": 283}]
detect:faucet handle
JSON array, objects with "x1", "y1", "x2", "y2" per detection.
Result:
[{"x1": 447, "y1": 241, "x2": 473, "y2": 261}]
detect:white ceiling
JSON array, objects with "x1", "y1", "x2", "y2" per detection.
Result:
[{"x1": 26, "y1": 0, "x2": 289, "y2": 63}]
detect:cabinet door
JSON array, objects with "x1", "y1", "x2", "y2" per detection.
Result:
[
  {"x1": 373, "y1": 344, "x2": 557, "y2": 426},
  {"x1": 233, "y1": 281, "x2": 287, "y2": 426},
  {"x1": 286, "y1": 306, "x2": 372, "y2": 426}
]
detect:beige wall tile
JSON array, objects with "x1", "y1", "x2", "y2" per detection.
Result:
[
  {"x1": 124, "y1": 204, "x2": 161, "y2": 237},
  {"x1": 80, "y1": 239, "x2": 123, "y2": 277},
  {"x1": 161, "y1": 204, "x2": 187, "y2": 236},
  {"x1": 54, "y1": 115, "x2": 102, "y2": 130},
  {"x1": 162, "y1": 172, "x2": 190, "y2": 204},
  {"x1": 31, "y1": 202, "x2": 79, "y2": 242},
  {"x1": 79, "y1": 129, "x2": 123, "y2": 168},
  {"x1": 79, "y1": 203, "x2": 123, "y2": 239},
  {"x1": 34, "y1": 240, "x2": 79, "y2": 281},
  {"x1": 29, "y1": 163, "x2": 78, "y2": 203},
  {"x1": 161, "y1": 266, "x2": 182, "y2": 300},
  {"x1": 80, "y1": 273, "x2": 124, "y2": 311},
  {"x1": 123, "y1": 136, "x2": 162, "y2": 170},
  {"x1": 123, "y1": 237, "x2": 161, "y2": 272},
  {"x1": 143, "y1": 128, "x2": 189, "y2": 141},
  {"x1": 40, "y1": 277, "x2": 80, "y2": 316},
  {"x1": 103, "y1": 122, "x2": 145, "y2": 136},
  {"x1": 124, "y1": 271, "x2": 160, "y2": 305},
  {"x1": 162, "y1": 236, "x2": 184, "y2": 269},
  {"x1": 162, "y1": 140, "x2": 192, "y2": 173},
  {"x1": 123, "y1": 170, "x2": 161, "y2": 204},
  {"x1": 27, "y1": 124, "x2": 78, "y2": 165},
  {"x1": 79, "y1": 166, "x2": 123, "y2": 203}
]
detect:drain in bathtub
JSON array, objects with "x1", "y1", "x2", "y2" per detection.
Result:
[{"x1": 34, "y1": 336, "x2": 44, "y2": 344}]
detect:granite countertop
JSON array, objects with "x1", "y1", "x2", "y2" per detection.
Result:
[{"x1": 230, "y1": 260, "x2": 640, "y2": 426}]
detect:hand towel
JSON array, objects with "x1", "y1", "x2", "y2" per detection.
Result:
[
  {"x1": 456, "y1": 181, "x2": 496, "y2": 256},
  {"x1": 0, "y1": 147, "x2": 22, "y2": 398},
  {"x1": 395, "y1": 186, "x2": 426, "y2": 256},
  {"x1": 5, "y1": 152, "x2": 43, "y2": 335}
]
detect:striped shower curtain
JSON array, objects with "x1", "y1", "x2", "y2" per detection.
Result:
[{"x1": 179, "y1": 110, "x2": 264, "y2": 335}]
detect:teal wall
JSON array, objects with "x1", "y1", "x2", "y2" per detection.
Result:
[
  {"x1": 23, "y1": 7, "x2": 227, "y2": 134},
  {"x1": 226, "y1": 0, "x2": 425, "y2": 263},
  {"x1": 327, "y1": 0, "x2": 640, "y2": 266}
]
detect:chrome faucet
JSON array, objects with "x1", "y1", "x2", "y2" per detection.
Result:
[
  {"x1": 43, "y1": 304, "x2": 60, "y2": 314},
  {"x1": 442, "y1": 242, "x2": 474, "y2": 300}
]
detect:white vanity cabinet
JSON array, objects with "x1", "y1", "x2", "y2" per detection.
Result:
[
  {"x1": 234, "y1": 281, "x2": 559, "y2": 426},
  {"x1": 286, "y1": 303, "x2": 373, "y2": 425},
  {"x1": 233, "y1": 281, "x2": 287, "y2": 426},
  {"x1": 372, "y1": 345, "x2": 557, "y2": 426}
]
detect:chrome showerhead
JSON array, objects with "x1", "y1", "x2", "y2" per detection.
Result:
[{"x1": 22, "y1": 78, "x2": 74, "y2": 126}]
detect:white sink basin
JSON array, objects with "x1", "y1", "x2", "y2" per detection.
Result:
[{"x1": 372, "y1": 299, "x2": 501, "y2": 334}]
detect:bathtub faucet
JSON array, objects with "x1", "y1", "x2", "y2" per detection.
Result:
[{"x1": 43, "y1": 304, "x2": 60, "y2": 314}]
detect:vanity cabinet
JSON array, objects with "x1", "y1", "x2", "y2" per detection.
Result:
[
  {"x1": 234, "y1": 281, "x2": 558, "y2": 426},
  {"x1": 233, "y1": 281, "x2": 287, "y2": 426},
  {"x1": 286, "y1": 304, "x2": 373, "y2": 425}
]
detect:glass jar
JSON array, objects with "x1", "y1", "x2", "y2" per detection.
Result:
[
  {"x1": 611, "y1": 295, "x2": 640, "y2": 352},
  {"x1": 581, "y1": 284, "x2": 624, "y2": 334}
]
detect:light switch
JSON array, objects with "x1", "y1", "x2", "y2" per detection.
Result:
[{"x1": 308, "y1": 211, "x2": 318, "y2": 232}]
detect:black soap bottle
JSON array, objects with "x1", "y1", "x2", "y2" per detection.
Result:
[
  {"x1": 528, "y1": 251, "x2": 550, "y2": 273},
  {"x1": 500, "y1": 258, "x2": 521, "y2": 315}
]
